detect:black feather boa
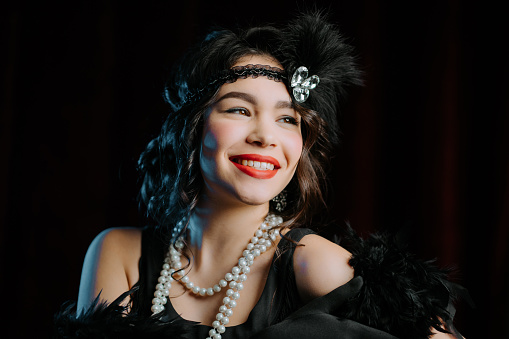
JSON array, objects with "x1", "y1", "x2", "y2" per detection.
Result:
[
  {"x1": 53, "y1": 288, "x2": 196, "y2": 339},
  {"x1": 337, "y1": 226, "x2": 467, "y2": 338}
]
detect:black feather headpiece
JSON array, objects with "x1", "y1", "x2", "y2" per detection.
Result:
[{"x1": 275, "y1": 12, "x2": 363, "y2": 145}]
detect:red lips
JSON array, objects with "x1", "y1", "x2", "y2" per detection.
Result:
[{"x1": 229, "y1": 154, "x2": 280, "y2": 179}]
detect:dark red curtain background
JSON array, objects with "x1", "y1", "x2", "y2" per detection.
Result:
[{"x1": 1, "y1": 1, "x2": 507, "y2": 337}]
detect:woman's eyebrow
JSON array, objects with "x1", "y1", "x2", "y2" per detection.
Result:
[
  {"x1": 214, "y1": 91, "x2": 257, "y2": 105},
  {"x1": 275, "y1": 101, "x2": 294, "y2": 109},
  {"x1": 214, "y1": 91, "x2": 293, "y2": 109}
]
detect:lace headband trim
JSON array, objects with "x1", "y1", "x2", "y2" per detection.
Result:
[{"x1": 173, "y1": 64, "x2": 287, "y2": 110}]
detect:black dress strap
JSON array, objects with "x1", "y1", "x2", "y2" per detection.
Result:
[{"x1": 266, "y1": 227, "x2": 316, "y2": 325}]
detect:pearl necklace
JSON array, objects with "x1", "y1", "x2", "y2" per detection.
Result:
[{"x1": 151, "y1": 214, "x2": 283, "y2": 339}]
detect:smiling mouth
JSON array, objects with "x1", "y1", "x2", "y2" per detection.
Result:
[
  {"x1": 231, "y1": 158, "x2": 276, "y2": 170},
  {"x1": 229, "y1": 154, "x2": 280, "y2": 179}
]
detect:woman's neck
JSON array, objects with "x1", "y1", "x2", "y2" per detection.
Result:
[{"x1": 186, "y1": 195, "x2": 270, "y2": 270}]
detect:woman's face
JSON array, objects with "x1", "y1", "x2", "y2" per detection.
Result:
[{"x1": 200, "y1": 55, "x2": 303, "y2": 208}]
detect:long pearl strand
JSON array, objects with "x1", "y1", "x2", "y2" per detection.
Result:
[{"x1": 151, "y1": 214, "x2": 283, "y2": 339}]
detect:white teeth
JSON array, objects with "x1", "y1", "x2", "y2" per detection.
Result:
[{"x1": 235, "y1": 159, "x2": 276, "y2": 171}]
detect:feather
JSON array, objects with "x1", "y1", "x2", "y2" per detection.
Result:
[
  {"x1": 335, "y1": 225, "x2": 466, "y2": 339},
  {"x1": 276, "y1": 11, "x2": 363, "y2": 145},
  {"x1": 52, "y1": 288, "x2": 196, "y2": 339}
]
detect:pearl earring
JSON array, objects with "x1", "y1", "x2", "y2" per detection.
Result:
[{"x1": 271, "y1": 190, "x2": 287, "y2": 212}]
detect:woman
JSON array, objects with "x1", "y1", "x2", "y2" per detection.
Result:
[{"x1": 54, "y1": 12, "x2": 465, "y2": 339}]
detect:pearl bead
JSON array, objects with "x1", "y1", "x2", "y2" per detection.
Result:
[
  {"x1": 219, "y1": 305, "x2": 227, "y2": 313},
  {"x1": 212, "y1": 320, "x2": 220, "y2": 328},
  {"x1": 238, "y1": 274, "x2": 247, "y2": 282},
  {"x1": 229, "y1": 281, "x2": 237, "y2": 289},
  {"x1": 216, "y1": 313, "x2": 224, "y2": 321},
  {"x1": 242, "y1": 266, "x2": 250, "y2": 274},
  {"x1": 247, "y1": 243, "x2": 254, "y2": 250},
  {"x1": 221, "y1": 316, "x2": 230, "y2": 324},
  {"x1": 199, "y1": 288, "x2": 206, "y2": 296},
  {"x1": 158, "y1": 276, "x2": 167, "y2": 283},
  {"x1": 154, "y1": 290, "x2": 163, "y2": 298},
  {"x1": 160, "y1": 270, "x2": 169, "y2": 277},
  {"x1": 151, "y1": 304, "x2": 164, "y2": 313},
  {"x1": 213, "y1": 284, "x2": 221, "y2": 292},
  {"x1": 255, "y1": 229, "x2": 263, "y2": 237},
  {"x1": 245, "y1": 254, "x2": 254, "y2": 261},
  {"x1": 207, "y1": 288, "x2": 214, "y2": 296},
  {"x1": 251, "y1": 237, "x2": 258, "y2": 244},
  {"x1": 226, "y1": 289, "x2": 234, "y2": 297},
  {"x1": 231, "y1": 266, "x2": 240, "y2": 275},
  {"x1": 232, "y1": 292, "x2": 240, "y2": 300},
  {"x1": 217, "y1": 325, "x2": 226, "y2": 333},
  {"x1": 238, "y1": 257, "x2": 247, "y2": 267},
  {"x1": 209, "y1": 329, "x2": 217, "y2": 336},
  {"x1": 236, "y1": 282, "x2": 244, "y2": 291},
  {"x1": 186, "y1": 281, "x2": 194, "y2": 289},
  {"x1": 229, "y1": 300, "x2": 237, "y2": 308},
  {"x1": 219, "y1": 279, "x2": 227, "y2": 287},
  {"x1": 192, "y1": 286, "x2": 200, "y2": 294},
  {"x1": 223, "y1": 297, "x2": 231, "y2": 304},
  {"x1": 259, "y1": 245, "x2": 267, "y2": 253},
  {"x1": 156, "y1": 283, "x2": 165, "y2": 291},
  {"x1": 212, "y1": 334, "x2": 221, "y2": 339},
  {"x1": 181, "y1": 276, "x2": 189, "y2": 283},
  {"x1": 225, "y1": 273, "x2": 233, "y2": 281},
  {"x1": 225, "y1": 309, "x2": 233, "y2": 317},
  {"x1": 253, "y1": 249, "x2": 261, "y2": 257}
]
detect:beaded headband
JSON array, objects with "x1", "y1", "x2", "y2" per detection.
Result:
[
  {"x1": 167, "y1": 64, "x2": 321, "y2": 111},
  {"x1": 167, "y1": 64, "x2": 287, "y2": 111}
]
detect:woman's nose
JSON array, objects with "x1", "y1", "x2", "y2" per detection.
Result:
[{"x1": 246, "y1": 118, "x2": 276, "y2": 147}]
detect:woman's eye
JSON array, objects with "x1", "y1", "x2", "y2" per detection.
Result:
[
  {"x1": 225, "y1": 108, "x2": 249, "y2": 116},
  {"x1": 278, "y1": 116, "x2": 300, "y2": 126}
]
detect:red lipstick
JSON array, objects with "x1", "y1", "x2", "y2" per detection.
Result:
[{"x1": 229, "y1": 154, "x2": 280, "y2": 179}]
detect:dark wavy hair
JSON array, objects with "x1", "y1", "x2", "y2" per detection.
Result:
[{"x1": 137, "y1": 13, "x2": 360, "y2": 235}]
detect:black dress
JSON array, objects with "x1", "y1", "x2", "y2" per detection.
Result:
[
  {"x1": 53, "y1": 226, "x2": 467, "y2": 339},
  {"x1": 134, "y1": 227, "x2": 313, "y2": 338}
]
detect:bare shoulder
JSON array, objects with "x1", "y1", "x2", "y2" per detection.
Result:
[
  {"x1": 293, "y1": 233, "x2": 354, "y2": 303},
  {"x1": 77, "y1": 227, "x2": 142, "y2": 313}
]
